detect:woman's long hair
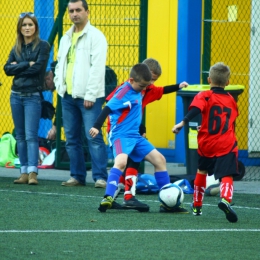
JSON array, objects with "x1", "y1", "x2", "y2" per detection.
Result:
[{"x1": 14, "y1": 14, "x2": 40, "y2": 56}]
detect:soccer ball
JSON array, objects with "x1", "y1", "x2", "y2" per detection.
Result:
[
  {"x1": 205, "y1": 175, "x2": 220, "y2": 196},
  {"x1": 158, "y1": 183, "x2": 184, "y2": 208}
]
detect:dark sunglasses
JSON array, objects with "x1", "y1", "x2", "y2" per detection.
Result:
[{"x1": 19, "y1": 12, "x2": 35, "y2": 18}]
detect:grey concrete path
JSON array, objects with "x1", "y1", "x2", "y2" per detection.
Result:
[{"x1": 0, "y1": 162, "x2": 259, "y2": 194}]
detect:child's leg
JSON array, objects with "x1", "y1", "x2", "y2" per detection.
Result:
[
  {"x1": 215, "y1": 152, "x2": 238, "y2": 222},
  {"x1": 145, "y1": 149, "x2": 170, "y2": 188},
  {"x1": 145, "y1": 149, "x2": 188, "y2": 213},
  {"x1": 120, "y1": 156, "x2": 149, "y2": 211},
  {"x1": 124, "y1": 168, "x2": 138, "y2": 199},
  {"x1": 113, "y1": 158, "x2": 139, "y2": 200},
  {"x1": 220, "y1": 176, "x2": 234, "y2": 203},
  {"x1": 154, "y1": 171, "x2": 170, "y2": 188},
  {"x1": 218, "y1": 176, "x2": 238, "y2": 223},
  {"x1": 193, "y1": 172, "x2": 207, "y2": 207},
  {"x1": 99, "y1": 166, "x2": 123, "y2": 212},
  {"x1": 104, "y1": 154, "x2": 127, "y2": 198},
  {"x1": 118, "y1": 174, "x2": 125, "y2": 185},
  {"x1": 122, "y1": 163, "x2": 150, "y2": 211},
  {"x1": 124, "y1": 159, "x2": 140, "y2": 200},
  {"x1": 112, "y1": 167, "x2": 127, "y2": 200},
  {"x1": 105, "y1": 168, "x2": 123, "y2": 197},
  {"x1": 112, "y1": 174, "x2": 125, "y2": 201},
  {"x1": 99, "y1": 154, "x2": 127, "y2": 212}
]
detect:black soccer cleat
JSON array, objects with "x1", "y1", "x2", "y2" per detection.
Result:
[
  {"x1": 110, "y1": 200, "x2": 123, "y2": 209},
  {"x1": 159, "y1": 204, "x2": 189, "y2": 214},
  {"x1": 190, "y1": 203, "x2": 202, "y2": 216},
  {"x1": 121, "y1": 197, "x2": 150, "y2": 212},
  {"x1": 98, "y1": 196, "x2": 114, "y2": 213},
  {"x1": 218, "y1": 198, "x2": 238, "y2": 223}
]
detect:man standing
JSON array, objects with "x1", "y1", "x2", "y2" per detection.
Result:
[{"x1": 54, "y1": 0, "x2": 108, "y2": 188}]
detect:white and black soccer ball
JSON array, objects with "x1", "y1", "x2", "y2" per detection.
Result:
[{"x1": 158, "y1": 183, "x2": 184, "y2": 209}]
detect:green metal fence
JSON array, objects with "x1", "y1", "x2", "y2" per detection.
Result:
[
  {"x1": 54, "y1": 0, "x2": 148, "y2": 170},
  {"x1": 1, "y1": 1, "x2": 258, "y2": 181},
  {"x1": 0, "y1": 1, "x2": 56, "y2": 138},
  {"x1": 202, "y1": 0, "x2": 260, "y2": 181},
  {"x1": 0, "y1": 0, "x2": 147, "y2": 172}
]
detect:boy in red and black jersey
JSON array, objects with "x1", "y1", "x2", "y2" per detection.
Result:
[
  {"x1": 107, "y1": 58, "x2": 188, "y2": 213},
  {"x1": 172, "y1": 62, "x2": 239, "y2": 222}
]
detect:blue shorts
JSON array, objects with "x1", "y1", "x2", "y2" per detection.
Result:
[{"x1": 112, "y1": 136, "x2": 154, "y2": 162}]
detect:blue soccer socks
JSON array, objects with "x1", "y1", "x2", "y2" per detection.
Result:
[
  {"x1": 105, "y1": 168, "x2": 123, "y2": 197},
  {"x1": 154, "y1": 171, "x2": 170, "y2": 189}
]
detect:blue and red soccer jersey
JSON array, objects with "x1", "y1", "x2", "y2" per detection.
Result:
[
  {"x1": 106, "y1": 81, "x2": 164, "y2": 110},
  {"x1": 106, "y1": 81, "x2": 164, "y2": 133},
  {"x1": 106, "y1": 82, "x2": 143, "y2": 139},
  {"x1": 106, "y1": 82, "x2": 155, "y2": 161}
]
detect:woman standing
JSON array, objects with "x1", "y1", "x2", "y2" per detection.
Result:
[{"x1": 4, "y1": 12, "x2": 50, "y2": 185}]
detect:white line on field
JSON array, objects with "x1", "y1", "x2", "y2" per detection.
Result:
[
  {"x1": 0, "y1": 189, "x2": 97, "y2": 198},
  {"x1": 0, "y1": 229, "x2": 260, "y2": 233},
  {"x1": 0, "y1": 189, "x2": 260, "y2": 210}
]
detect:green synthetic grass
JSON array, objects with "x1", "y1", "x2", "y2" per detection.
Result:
[{"x1": 0, "y1": 177, "x2": 259, "y2": 260}]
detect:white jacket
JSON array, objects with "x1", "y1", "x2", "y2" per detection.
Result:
[{"x1": 54, "y1": 21, "x2": 107, "y2": 102}]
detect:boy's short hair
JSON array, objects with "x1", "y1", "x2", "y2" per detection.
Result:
[
  {"x1": 209, "y1": 62, "x2": 230, "y2": 86},
  {"x1": 142, "y1": 58, "x2": 162, "y2": 76},
  {"x1": 130, "y1": 63, "x2": 152, "y2": 82}
]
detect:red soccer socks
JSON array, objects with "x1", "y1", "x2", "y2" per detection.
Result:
[
  {"x1": 193, "y1": 173, "x2": 207, "y2": 207},
  {"x1": 124, "y1": 168, "x2": 138, "y2": 200},
  {"x1": 220, "y1": 176, "x2": 234, "y2": 203}
]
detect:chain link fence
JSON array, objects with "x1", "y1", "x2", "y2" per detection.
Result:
[
  {"x1": 202, "y1": 0, "x2": 260, "y2": 181},
  {"x1": 0, "y1": 1, "x2": 57, "y2": 138},
  {"x1": 0, "y1": 0, "x2": 146, "y2": 169},
  {"x1": 1, "y1": 1, "x2": 258, "y2": 181},
  {"x1": 54, "y1": 0, "x2": 145, "y2": 169}
]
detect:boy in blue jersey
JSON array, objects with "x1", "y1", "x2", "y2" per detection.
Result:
[
  {"x1": 90, "y1": 63, "x2": 173, "y2": 212},
  {"x1": 108, "y1": 58, "x2": 188, "y2": 214}
]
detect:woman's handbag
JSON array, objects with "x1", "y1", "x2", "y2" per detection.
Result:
[{"x1": 40, "y1": 92, "x2": 55, "y2": 120}]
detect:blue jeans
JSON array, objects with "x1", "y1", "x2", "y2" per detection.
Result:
[
  {"x1": 61, "y1": 93, "x2": 108, "y2": 184},
  {"x1": 10, "y1": 93, "x2": 41, "y2": 174}
]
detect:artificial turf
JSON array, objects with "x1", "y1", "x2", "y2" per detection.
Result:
[{"x1": 0, "y1": 177, "x2": 259, "y2": 260}]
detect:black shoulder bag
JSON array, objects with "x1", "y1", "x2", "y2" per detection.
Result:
[{"x1": 39, "y1": 92, "x2": 55, "y2": 120}]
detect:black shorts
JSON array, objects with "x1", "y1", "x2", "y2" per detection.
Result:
[
  {"x1": 122, "y1": 157, "x2": 141, "y2": 176},
  {"x1": 198, "y1": 152, "x2": 239, "y2": 180}
]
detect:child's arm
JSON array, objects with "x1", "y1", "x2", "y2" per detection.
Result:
[
  {"x1": 179, "y1": 81, "x2": 189, "y2": 88},
  {"x1": 172, "y1": 121, "x2": 185, "y2": 133},
  {"x1": 172, "y1": 107, "x2": 201, "y2": 134},
  {"x1": 89, "y1": 106, "x2": 112, "y2": 138},
  {"x1": 139, "y1": 123, "x2": 146, "y2": 137},
  {"x1": 163, "y1": 81, "x2": 188, "y2": 94}
]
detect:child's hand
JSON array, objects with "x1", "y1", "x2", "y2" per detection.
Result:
[
  {"x1": 172, "y1": 122, "x2": 184, "y2": 134},
  {"x1": 46, "y1": 125, "x2": 57, "y2": 140},
  {"x1": 89, "y1": 127, "x2": 99, "y2": 138},
  {"x1": 179, "y1": 81, "x2": 189, "y2": 88}
]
